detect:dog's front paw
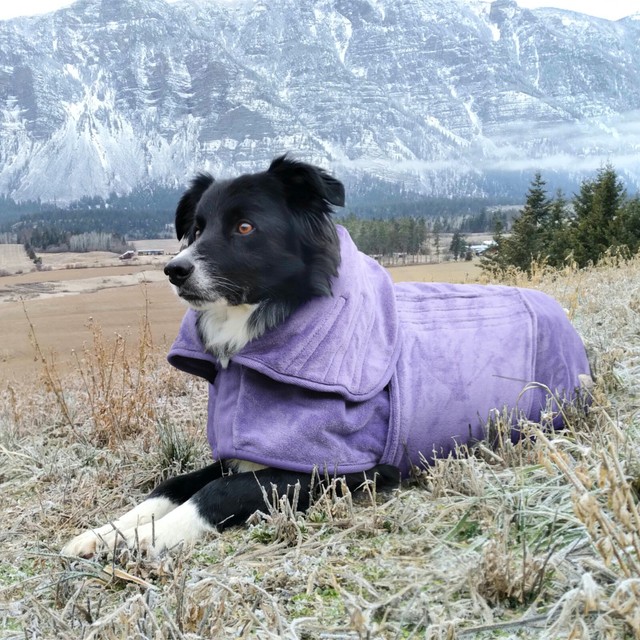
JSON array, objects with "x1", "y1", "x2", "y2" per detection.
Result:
[
  {"x1": 62, "y1": 501, "x2": 214, "y2": 558},
  {"x1": 61, "y1": 524, "x2": 161, "y2": 558},
  {"x1": 119, "y1": 501, "x2": 215, "y2": 556},
  {"x1": 61, "y1": 526, "x2": 113, "y2": 559},
  {"x1": 118, "y1": 521, "x2": 180, "y2": 556},
  {"x1": 61, "y1": 497, "x2": 179, "y2": 558},
  {"x1": 129, "y1": 501, "x2": 216, "y2": 556}
]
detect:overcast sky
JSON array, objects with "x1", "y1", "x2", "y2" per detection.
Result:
[{"x1": 0, "y1": 0, "x2": 638, "y2": 22}]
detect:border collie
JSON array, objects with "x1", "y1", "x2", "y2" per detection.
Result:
[{"x1": 62, "y1": 155, "x2": 591, "y2": 558}]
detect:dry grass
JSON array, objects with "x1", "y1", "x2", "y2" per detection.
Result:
[{"x1": 2, "y1": 256, "x2": 640, "y2": 638}]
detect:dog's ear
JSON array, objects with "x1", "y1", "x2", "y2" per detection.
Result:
[
  {"x1": 268, "y1": 155, "x2": 345, "y2": 210},
  {"x1": 175, "y1": 173, "x2": 214, "y2": 240}
]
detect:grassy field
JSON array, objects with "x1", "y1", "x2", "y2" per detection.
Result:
[{"x1": 1, "y1": 255, "x2": 639, "y2": 638}]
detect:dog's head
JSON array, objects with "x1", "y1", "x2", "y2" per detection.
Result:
[{"x1": 164, "y1": 155, "x2": 344, "y2": 311}]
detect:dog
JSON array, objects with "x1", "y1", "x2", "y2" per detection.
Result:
[{"x1": 62, "y1": 155, "x2": 591, "y2": 558}]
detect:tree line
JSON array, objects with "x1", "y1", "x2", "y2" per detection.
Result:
[
  {"x1": 17, "y1": 226, "x2": 130, "y2": 254},
  {"x1": 338, "y1": 209, "x2": 502, "y2": 260},
  {"x1": 338, "y1": 215, "x2": 428, "y2": 256},
  {"x1": 346, "y1": 192, "x2": 512, "y2": 221},
  {"x1": 482, "y1": 166, "x2": 640, "y2": 274}
]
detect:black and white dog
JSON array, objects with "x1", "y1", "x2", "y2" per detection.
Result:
[
  {"x1": 62, "y1": 155, "x2": 591, "y2": 558},
  {"x1": 62, "y1": 156, "x2": 399, "y2": 558}
]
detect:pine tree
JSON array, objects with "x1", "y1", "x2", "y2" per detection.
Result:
[
  {"x1": 449, "y1": 230, "x2": 467, "y2": 261},
  {"x1": 432, "y1": 219, "x2": 442, "y2": 262},
  {"x1": 479, "y1": 213, "x2": 509, "y2": 275},
  {"x1": 415, "y1": 217, "x2": 428, "y2": 256},
  {"x1": 618, "y1": 197, "x2": 640, "y2": 254},
  {"x1": 480, "y1": 165, "x2": 636, "y2": 275},
  {"x1": 544, "y1": 189, "x2": 572, "y2": 267},
  {"x1": 502, "y1": 172, "x2": 551, "y2": 273},
  {"x1": 571, "y1": 165, "x2": 627, "y2": 266}
]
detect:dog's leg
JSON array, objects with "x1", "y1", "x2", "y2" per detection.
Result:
[
  {"x1": 100, "y1": 464, "x2": 400, "y2": 556},
  {"x1": 61, "y1": 462, "x2": 225, "y2": 558}
]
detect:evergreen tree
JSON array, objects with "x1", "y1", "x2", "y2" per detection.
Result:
[
  {"x1": 544, "y1": 189, "x2": 573, "y2": 267},
  {"x1": 480, "y1": 213, "x2": 509, "y2": 274},
  {"x1": 571, "y1": 165, "x2": 627, "y2": 266},
  {"x1": 501, "y1": 172, "x2": 551, "y2": 273},
  {"x1": 416, "y1": 218, "x2": 428, "y2": 256},
  {"x1": 449, "y1": 230, "x2": 467, "y2": 261},
  {"x1": 617, "y1": 196, "x2": 640, "y2": 255},
  {"x1": 480, "y1": 165, "x2": 638, "y2": 275},
  {"x1": 432, "y1": 219, "x2": 442, "y2": 262}
]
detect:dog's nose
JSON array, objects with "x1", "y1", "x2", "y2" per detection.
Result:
[{"x1": 164, "y1": 257, "x2": 194, "y2": 286}]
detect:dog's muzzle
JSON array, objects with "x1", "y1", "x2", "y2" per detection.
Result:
[{"x1": 164, "y1": 255, "x2": 194, "y2": 287}]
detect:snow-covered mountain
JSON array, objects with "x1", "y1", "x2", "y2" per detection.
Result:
[{"x1": 0, "y1": 0, "x2": 639, "y2": 204}]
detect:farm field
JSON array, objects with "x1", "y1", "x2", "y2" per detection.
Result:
[
  {"x1": 0, "y1": 251, "x2": 481, "y2": 382},
  {"x1": 387, "y1": 258, "x2": 480, "y2": 283}
]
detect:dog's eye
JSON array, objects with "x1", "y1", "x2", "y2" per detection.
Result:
[
  {"x1": 236, "y1": 221, "x2": 254, "y2": 236},
  {"x1": 194, "y1": 226, "x2": 202, "y2": 240}
]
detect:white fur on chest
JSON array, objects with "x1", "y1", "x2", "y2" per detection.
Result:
[{"x1": 198, "y1": 301, "x2": 258, "y2": 367}]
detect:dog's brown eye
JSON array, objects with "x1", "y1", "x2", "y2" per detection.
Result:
[{"x1": 237, "y1": 221, "x2": 254, "y2": 236}]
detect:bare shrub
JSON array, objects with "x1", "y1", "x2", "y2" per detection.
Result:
[{"x1": 23, "y1": 290, "x2": 189, "y2": 450}]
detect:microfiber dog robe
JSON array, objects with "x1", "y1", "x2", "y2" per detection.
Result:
[{"x1": 168, "y1": 226, "x2": 591, "y2": 477}]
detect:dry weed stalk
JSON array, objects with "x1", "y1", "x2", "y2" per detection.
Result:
[
  {"x1": 23, "y1": 288, "x2": 183, "y2": 450},
  {"x1": 476, "y1": 527, "x2": 551, "y2": 606},
  {"x1": 74, "y1": 313, "x2": 156, "y2": 448},
  {"x1": 248, "y1": 478, "x2": 306, "y2": 546},
  {"x1": 23, "y1": 302, "x2": 77, "y2": 432},
  {"x1": 539, "y1": 431, "x2": 640, "y2": 579},
  {"x1": 538, "y1": 425, "x2": 640, "y2": 634},
  {"x1": 2, "y1": 384, "x2": 26, "y2": 439},
  {"x1": 247, "y1": 472, "x2": 372, "y2": 547}
]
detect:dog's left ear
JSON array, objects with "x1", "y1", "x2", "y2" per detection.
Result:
[
  {"x1": 175, "y1": 172, "x2": 215, "y2": 240},
  {"x1": 268, "y1": 155, "x2": 345, "y2": 209}
]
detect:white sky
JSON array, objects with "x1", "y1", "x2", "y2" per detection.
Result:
[
  {"x1": 516, "y1": 0, "x2": 640, "y2": 20},
  {"x1": 0, "y1": 0, "x2": 638, "y2": 21}
]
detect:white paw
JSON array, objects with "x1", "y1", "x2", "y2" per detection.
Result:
[
  {"x1": 120, "y1": 502, "x2": 214, "y2": 556},
  {"x1": 61, "y1": 500, "x2": 214, "y2": 558},
  {"x1": 61, "y1": 496, "x2": 177, "y2": 558},
  {"x1": 61, "y1": 525, "x2": 114, "y2": 558}
]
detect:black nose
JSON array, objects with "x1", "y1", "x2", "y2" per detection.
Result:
[{"x1": 164, "y1": 256, "x2": 194, "y2": 286}]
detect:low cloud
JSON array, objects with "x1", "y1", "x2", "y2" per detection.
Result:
[{"x1": 336, "y1": 110, "x2": 640, "y2": 187}]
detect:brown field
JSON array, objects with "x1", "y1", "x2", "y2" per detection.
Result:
[
  {"x1": 387, "y1": 258, "x2": 481, "y2": 283},
  {"x1": 0, "y1": 254, "x2": 481, "y2": 382}
]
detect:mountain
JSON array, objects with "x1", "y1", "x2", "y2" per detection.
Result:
[{"x1": 0, "y1": 0, "x2": 639, "y2": 205}]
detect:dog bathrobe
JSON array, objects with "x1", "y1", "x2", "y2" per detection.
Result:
[{"x1": 168, "y1": 226, "x2": 591, "y2": 477}]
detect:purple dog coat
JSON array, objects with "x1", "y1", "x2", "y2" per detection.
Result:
[{"x1": 168, "y1": 226, "x2": 590, "y2": 477}]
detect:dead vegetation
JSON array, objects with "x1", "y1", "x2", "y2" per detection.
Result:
[{"x1": 1, "y1": 256, "x2": 640, "y2": 638}]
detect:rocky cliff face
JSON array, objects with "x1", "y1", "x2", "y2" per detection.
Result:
[{"x1": 0, "y1": 0, "x2": 638, "y2": 203}]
